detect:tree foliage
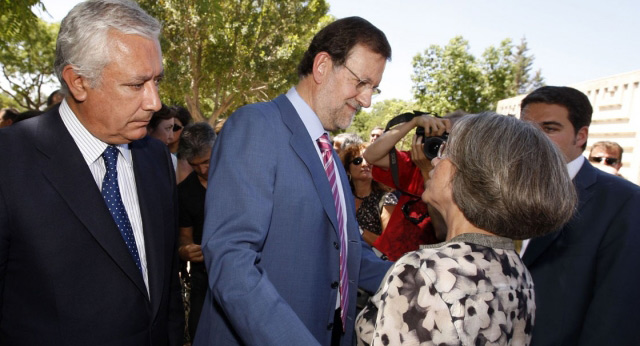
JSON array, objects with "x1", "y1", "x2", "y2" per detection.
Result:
[
  {"x1": 138, "y1": 0, "x2": 330, "y2": 124},
  {"x1": 0, "y1": 0, "x2": 45, "y2": 43},
  {"x1": 0, "y1": 18, "x2": 58, "y2": 110},
  {"x1": 412, "y1": 36, "x2": 544, "y2": 115}
]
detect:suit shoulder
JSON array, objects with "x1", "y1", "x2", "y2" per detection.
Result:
[{"x1": 594, "y1": 169, "x2": 640, "y2": 196}]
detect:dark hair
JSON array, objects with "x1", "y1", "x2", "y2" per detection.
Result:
[
  {"x1": 148, "y1": 104, "x2": 175, "y2": 130},
  {"x1": 14, "y1": 110, "x2": 44, "y2": 123},
  {"x1": 297, "y1": 16, "x2": 391, "y2": 78},
  {"x1": 446, "y1": 112, "x2": 577, "y2": 240},
  {"x1": 177, "y1": 122, "x2": 216, "y2": 161},
  {"x1": 521, "y1": 86, "x2": 592, "y2": 150},
  {"x1": 1, "y1": 108, "x2": 20, "y2": 122},
  {"x1": 340, "y1": 142, "x2": 387, "y2": 194},
  {"x1": 46, "y1": 90, "x2": 62, "y2": 107},
  {"x1": 171, "y1": 105, "x2": 192, "y2": 127}
]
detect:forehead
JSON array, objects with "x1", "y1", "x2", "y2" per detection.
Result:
[
  {"x1": 522, "y1": 103, "x2": 570, "y2": 123},
  {"x1": 591, "y1": 147, "x2": 620, "y2": 157},
  {"x1": 344, "y1": 44, "x2": 386, "y2": 84},
  {"x1": 103, "y1": 31, "x2": 162, "y2": 78}
]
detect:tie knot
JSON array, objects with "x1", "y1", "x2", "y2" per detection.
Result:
[
  {"x1": 102, "y1": 145, "x2": 119, "y2": 170},
  {"x1": 317, "y1": 134, "x2": 332, "y2": 153}
]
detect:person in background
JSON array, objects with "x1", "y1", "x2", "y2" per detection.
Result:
[
  {"x1": 194, "y1": 16, "x2": 393, "y2": 346},
  {"x1": 520, "y1": 86, "x2": 640, "y2": 346},
  {"x1": 333, "y1": 132, "x2": 363, "y2": 155},
  {"x1": 148, "y1": 104, "x2": 177, "y2": 170},
  {"x1": 356, "y1": 112, "x2": 577, "y2": 346},
  {"x1": 0, "y1": 108, "x2": 20, "y2": 127},
  {"x1": 369, "y1": 126, "x2": 383, "y2": 142},
  {"x1": 0, "y1": 1, "x2": 183, "y2": 344},
  {"x1": 170, "y1": 106, "x2": 194, "y2": 183},
  {"x1": 177, "y1": 122, "x2": 216, "y2": 344},
  {"x1": 46, "y1": 89, "x2": 64, "y2": 109},
  {"x1": 340, "y1": 142, "x2": 396, "y2": 249},
  {"x1": 588, "y1": 140, "x2": 623, "y2": 176}
]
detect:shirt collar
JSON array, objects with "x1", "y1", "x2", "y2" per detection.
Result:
[
  {"x1": 59, "y1": 99, "x2": 132, "y2": 165},
  {"x1": 285, "y1": 87, "x2": 327, "y2": 140},
  {"x1": 420, "y1": 233, "x2": 515, "y2": 251},
  {"x1": 567, "y1": 155, "x2": 584, "y2": 180}
]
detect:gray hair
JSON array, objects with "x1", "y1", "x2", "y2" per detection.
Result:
[
  {"x1": 54, "y1": 0, "x2": 162, "y2": 95},
  {"x1": 445, "y1": 112, "x2": 577, "y2": 239},
  {"x1": 178, "y1": 122, "x2": 216, "y2": 162}
]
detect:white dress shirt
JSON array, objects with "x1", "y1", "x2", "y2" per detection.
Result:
[{"x1": 59, "y1": 99, "x2": 149, "y2": 293}]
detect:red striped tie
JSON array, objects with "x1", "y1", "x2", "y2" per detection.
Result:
[{"x1": 317, "y1": 134, "x2": 349, "y2": 331}]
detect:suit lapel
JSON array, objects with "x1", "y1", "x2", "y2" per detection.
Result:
[
  {"x1": 523, "y1": 161, "x2": 598, "y2": 266},
  {"x1": 131, "y1": 138, "x2": 166, "y2": 318},
  {"x1": 37, "y1": 111, "x2": 149, "y2": 299},
  {"x1": 275, "y1": 95, "x2": 341, "y2": 237}
]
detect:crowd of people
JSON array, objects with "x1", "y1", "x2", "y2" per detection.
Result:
[{"x1": 1, "y1": 1, "x2": 639, "y2": 346}]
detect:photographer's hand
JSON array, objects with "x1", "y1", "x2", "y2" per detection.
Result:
[
  {"x1": 410, "y1": 134, "x2": 432, "y2": 181},
  {"x1": 414, "y1": 114, "x2": 450, "y2": 136}
]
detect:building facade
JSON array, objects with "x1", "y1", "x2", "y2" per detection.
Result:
[{"x1": 496, "y1": 69, "x2": 640, "y2": 185}]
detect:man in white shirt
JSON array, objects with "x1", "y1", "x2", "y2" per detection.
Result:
[{"x1": 0, "y1": 1, "x2": 183, "y2": 345}]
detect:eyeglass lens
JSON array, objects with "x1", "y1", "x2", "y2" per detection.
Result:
[
  {"x1": 352, "y1": 157, "x2": 364, "y2": 165},
  {"x1": 590, "y1": 156, "x2": 618, "y2": 165}
]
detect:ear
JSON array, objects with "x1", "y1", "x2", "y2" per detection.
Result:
[
  {"x1": 62, "y1": 65, "x2": 89, "y2": 102},
  {"x1": 575, "y1": 125, "x2": 589, "y2": 149},
  {"x1": 311, "y1": 52, "x2": 333, "y2": 84}
]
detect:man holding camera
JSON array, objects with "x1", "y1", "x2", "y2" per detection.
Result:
[{"x1": 363, "y1": 113, "x2": 451, "y2": 259}]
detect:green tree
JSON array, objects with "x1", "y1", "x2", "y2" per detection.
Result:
[
  {"x1": 0, "y1": 18, "x2": 58, "y2": 110},
  {"x1": 138, "y1": 0, "x2": 330, "y2": 124},
  {"x1": 0, "y1": 0, "x2": 45, "y2": 43},
  {"x1": 412, "y1": 36, "x2": 544, "y2": 114},
  {"x1": 348, "y1": 98, "x2": 413, "y2": 138}
]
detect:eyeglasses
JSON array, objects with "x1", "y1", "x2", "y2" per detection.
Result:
[
  {"x1": 173, "y1": 124, "x2": 183, "y2": 132},
  {"x1": 589, "y1": 156, "x2": 619, "y2": 166},
  {"x1": 351, "y1": 157, "x2": 364, "y2": 165},
  {"x1": 343, "y1": 65, "x2": 381, "y2": 97},
  {"x1": 436, "y1": 141, "x2": 447, "y2": 159}
]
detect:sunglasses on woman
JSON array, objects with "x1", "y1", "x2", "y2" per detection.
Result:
[{"x1": 351, "y1": 157, "x2": 364, "y2": 165}]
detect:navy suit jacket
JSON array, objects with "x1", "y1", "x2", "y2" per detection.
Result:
[
  {"x1": 194, "y1": 94, "x2": 392, "y2": 346},
  {"x1": 0, "y1": 108, "x2": 183, "y2": 345},
  {"x1": 523, "y1": 161, "x2": 640, "y2": 346}
]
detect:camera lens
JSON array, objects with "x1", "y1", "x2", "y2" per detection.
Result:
[{"x1": 423, "y1": 137, "x2": 444, "y2": 160}]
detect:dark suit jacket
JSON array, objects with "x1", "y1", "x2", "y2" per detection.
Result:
[
  {"x1": 523, "y1": 161, "x2": 640, "y2": 346},
  {"x1": 0, "y1": 108, "x2": 183, "y2": 345},
  {"x1": 193, "y1": 94, "x2": 392, "y2": 346}
]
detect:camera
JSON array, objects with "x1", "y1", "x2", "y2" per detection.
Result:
[{"x1": 415, "y1": 127, "x2": 448, "y2": 160}]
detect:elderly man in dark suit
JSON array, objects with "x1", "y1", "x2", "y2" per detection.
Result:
[
  {"x1": 0, "y1": 1, "x2": 183, "y2": 345},
  {"x1": 194, "y1": 17, "x2": 393, "y2": 346},
  {"x1": 520, "y1": 86, "x2": 640, "y2": 346}
]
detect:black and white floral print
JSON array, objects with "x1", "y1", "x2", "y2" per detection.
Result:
[{"x1": 356, "y1": 233, "x2": 534, "y2": 346}]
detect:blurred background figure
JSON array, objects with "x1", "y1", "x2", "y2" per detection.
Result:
[
  {"x1": 356, "y1": 112, "x2": 577, "y2": 346},
  {"x1": 148, "y1": 104, "x2": 177, "y2": 170},
  {"x1": 177, "y1": 122, "x2": 216, "y2": 345},
  {"x1": 170, "y1": 105, "x2": 194, "y2": 183},
  {"x1": 46, "y1": 89, "x2": 64, "y2": 109},
  {"x1": 13, "y1": 110, "x2": 44, "y2": 124},
  {"x1": 332, "y1": 132, "x2": 362, "y2": 155},
  {"x1": 588, "y1": 140, "x2": 623, "y2": 177},
  {"x1": 369, "y1": 126, "x2": 383, "y2": 143},
  {"x1": 0, "y1": 108, "x2": 19, "y2": 128}
]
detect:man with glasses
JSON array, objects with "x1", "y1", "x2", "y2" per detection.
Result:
[
  {"x1": 194, "y1": 17, "x2": 392, "y2": 346},
  {"x1": 520, "y1": 86, "x2": 640, "y2": 346},
  {"x1": 588, "y1": 140, "x2": 623, "y2": 176}
]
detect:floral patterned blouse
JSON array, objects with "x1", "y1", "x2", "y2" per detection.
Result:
[
  {"x1": 356, "y1": 190, "x2": 398, "y2": 235},
  {"x1": 356, "y1": 233, "x2": 535, "y2": 346}
]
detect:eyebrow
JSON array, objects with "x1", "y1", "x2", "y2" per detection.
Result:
[{"x1": 540, "y1": 121, "x2": 563, "y2": 127}]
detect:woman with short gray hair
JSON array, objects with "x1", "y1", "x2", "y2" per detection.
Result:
[{"x1": 356, "y1": 112, "x2": 577, "y2": 346}]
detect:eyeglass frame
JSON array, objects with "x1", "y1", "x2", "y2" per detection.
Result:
[
  {"x1": 589, "y1": 156, "x2": 619, "y2": 166},
  {"x1": 342, "y1": 64, "x2": 381, "y2": 96}
]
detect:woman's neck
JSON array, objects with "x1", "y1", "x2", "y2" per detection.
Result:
[
  {"x1": 441, "y1": 204, "x2": 495, "y2": 241},
  {"x1": 352, "y1": 179, "x2": 372, "y2": 198}
]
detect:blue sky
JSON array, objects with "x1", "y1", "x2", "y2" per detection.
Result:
[{"x1": 39, "y1": 0, "x2": 640, "y2": 103}]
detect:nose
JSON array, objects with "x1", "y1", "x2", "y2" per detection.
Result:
[
  {"x1": 143, "y1": 81, "x2": 162, "y2": 112},
  {"x1": 355, "y1": 89, "x2": 373, "y2": 109}
]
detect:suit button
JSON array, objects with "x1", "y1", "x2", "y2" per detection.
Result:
[
  {"x1": 327, "y1": 322, "x2": 334, "y2": 330},
  {"x1": 333, "y1": 242, "x2": 339, "y2": 249},
  {"x1": 331, "y1": 281, "x2": 339, "y2": 289}
]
